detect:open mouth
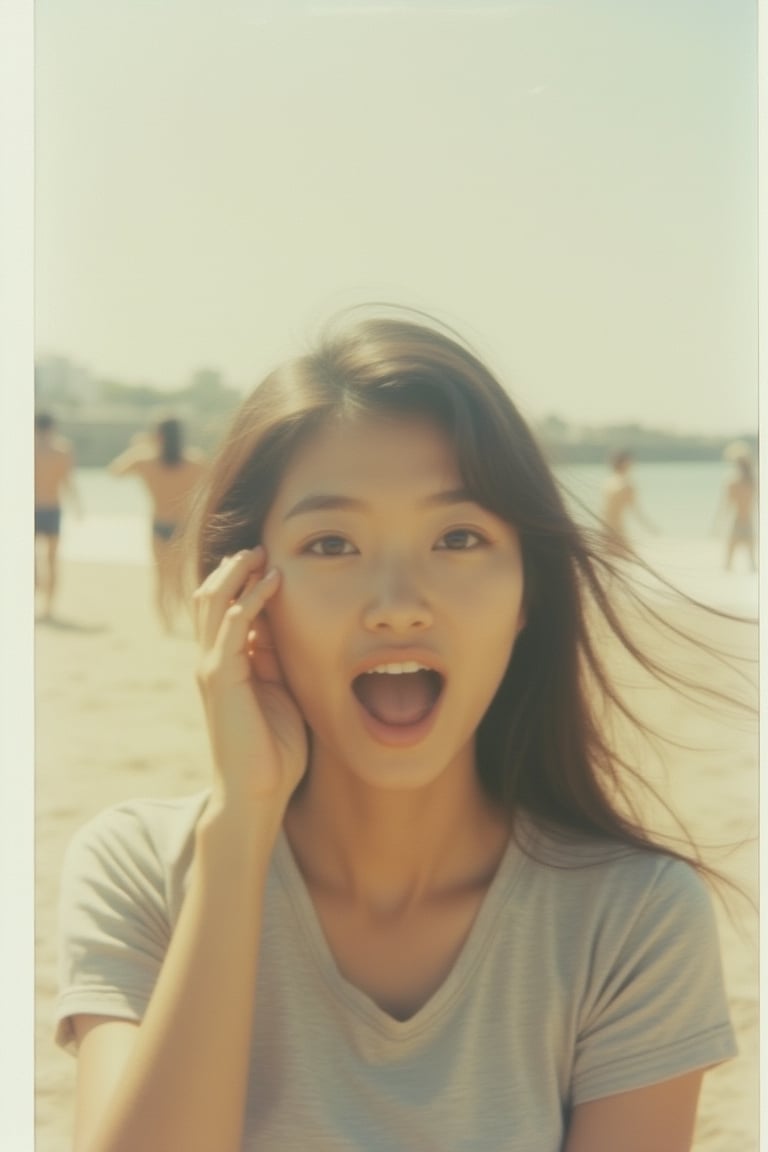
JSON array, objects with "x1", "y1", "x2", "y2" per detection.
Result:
[{"x1": 352, "y1": 663, "x2": 444, "y2": 728}]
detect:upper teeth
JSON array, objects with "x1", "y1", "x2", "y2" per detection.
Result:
[{"x1": 365, "y1": 661, "x2": 429, "y2": 675}]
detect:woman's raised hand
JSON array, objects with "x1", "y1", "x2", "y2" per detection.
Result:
[{"x1": 193, "y1": 548, "x2": 308, "y2": 821}]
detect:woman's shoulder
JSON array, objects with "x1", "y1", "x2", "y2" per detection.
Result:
[
  {"x1": 507, "y1": 819, "x2": 723, "y2": 981},
  {"x1": 514, "y1": 814, "x2": 709, "y2": 906},
  {"x1": 65, "y1": 791, "x2": 211, "y2": 872}
]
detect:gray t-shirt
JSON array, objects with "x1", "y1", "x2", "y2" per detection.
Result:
[{"x1": 56, "y1": 792, "x2": 736, "y2": 1151}]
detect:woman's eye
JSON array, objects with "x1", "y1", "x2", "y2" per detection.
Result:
[
  {"x1": 305, "y1": 535, "x2": 355, "y2": 557},
  {"x1": 436, "y1": 528, "x2": 485, "y2": 551}
]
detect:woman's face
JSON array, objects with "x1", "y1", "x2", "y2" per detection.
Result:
[{"x1": 260, "y1": 413, "x2": 526, "y2": 792}]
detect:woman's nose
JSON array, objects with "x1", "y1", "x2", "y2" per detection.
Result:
[{"x1": 361, "y1": 561, "x2": 434, "y2": 633}]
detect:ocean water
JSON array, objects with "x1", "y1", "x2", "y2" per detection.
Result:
[{"x1": 58, "y1": 463, "x2": 758, "y2": 614}]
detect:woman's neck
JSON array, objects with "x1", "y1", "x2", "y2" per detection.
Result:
[{"x1": 283, "y1": 753, "x2": 510, "y2": 919}]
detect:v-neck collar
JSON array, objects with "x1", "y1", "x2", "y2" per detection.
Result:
[{"x1": 273, "y1": 826, "x2": 526, "y2": 1041}]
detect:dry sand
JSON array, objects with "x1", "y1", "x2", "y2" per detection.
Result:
[{"x1": 35, "y1": 560, "x2": 758, "y2": 1151}]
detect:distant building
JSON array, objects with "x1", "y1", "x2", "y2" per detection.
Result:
[{"x1": 35, "y1": 355, "x2": 99, "y2": 410}]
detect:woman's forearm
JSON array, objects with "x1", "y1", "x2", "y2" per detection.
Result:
[
  {"x1": 77, "y1": 548, "x2": 305, "y2": 1151},
  {"x1": 79, "y1": 806, "x2": 277, "y2": 1152}
]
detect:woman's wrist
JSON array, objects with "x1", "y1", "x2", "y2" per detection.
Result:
[{"x1": 195, "y1": 791, "x2": 285, "y2": 873}]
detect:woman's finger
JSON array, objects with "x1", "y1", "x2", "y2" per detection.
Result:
[
  {"x1": 192, "y1": 552, "x2": 240, "y2": 641},
  {"x1": 193, "y1": 548, "x2": 266, "y2": 649},
  {"x1": 247, "y1": 606, "x2": 285, "y2": 685},
  {"x1": 213, "y1": 568, "x2": 281, "y2": 670}
]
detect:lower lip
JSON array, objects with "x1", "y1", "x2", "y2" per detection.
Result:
[{"x1": 353, "y1": 689, "x2": 444, "y2": 748}]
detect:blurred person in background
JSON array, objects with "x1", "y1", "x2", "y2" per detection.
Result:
[
  {"x1": 109, "y1": 417, "x2": 207, "y2": 631},
  {"x1": 35, "y1": 411, "x2": 81, "y2": 619},
  {"x1": 601, "y1": 449, "x2": 658, "y2": 552},
  {"x1": 715, "y1": 442, "x2": 757, "y2": 573}
]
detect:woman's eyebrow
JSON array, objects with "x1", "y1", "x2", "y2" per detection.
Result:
[
  {"x1": 424, "y1": 487, "x2": 475, "y2": 508},
  {"x1": 282, "y1": 487, "x2": 476, "y2": 522},
  {"x1": 283, "y1": 494, "x2": 365, "y2": 521}
]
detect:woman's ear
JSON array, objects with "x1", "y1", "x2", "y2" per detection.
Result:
[{"x1": 248, "y1": 610, "x2": 285, "y2": 685}]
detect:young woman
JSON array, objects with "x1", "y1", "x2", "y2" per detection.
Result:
[{"x1": 57, "y1": 312, "x2": 737, "y2": 1152}]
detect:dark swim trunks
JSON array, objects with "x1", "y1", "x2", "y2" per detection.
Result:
[
  {"x1": 35, "y1": 505, "x2": 61, "y2": 537},
  {"x1": 153, "y1": 520, "x2": 178, "y2": 542}
]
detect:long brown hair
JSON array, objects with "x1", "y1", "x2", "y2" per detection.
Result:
[
  {"x1": 157, "y1": 417, "x2": 183, "y2": 466},
  {"x1": 189, "y1": 309, "x2": 755, "y2": 876}
]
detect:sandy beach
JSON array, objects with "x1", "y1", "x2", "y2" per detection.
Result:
[{"x1": 35, "y1": 558, "x2": 758, "y2": 1151}]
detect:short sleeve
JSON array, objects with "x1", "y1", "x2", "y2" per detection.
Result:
[
  {"x1": 55, "y1": 805, "x2": 172, "y2": 1054},
  {"x1": 571, "y1": 858, "x2": 737, "y2": 1104}
]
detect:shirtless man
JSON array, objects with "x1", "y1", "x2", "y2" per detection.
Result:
[
  {"x1": 601, "y1": 450, "x2": 657, "y2": 551},
  {"x1": 35, "y1": 411, "x2": 80, "y2": 618},
  {"x1": 109, "y1": 418, "x2": 207, "y2": 631}
]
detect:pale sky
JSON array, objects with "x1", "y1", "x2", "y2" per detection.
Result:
[{"x1": 35, "y1": 0, "x2": 758, "y2": 433}]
